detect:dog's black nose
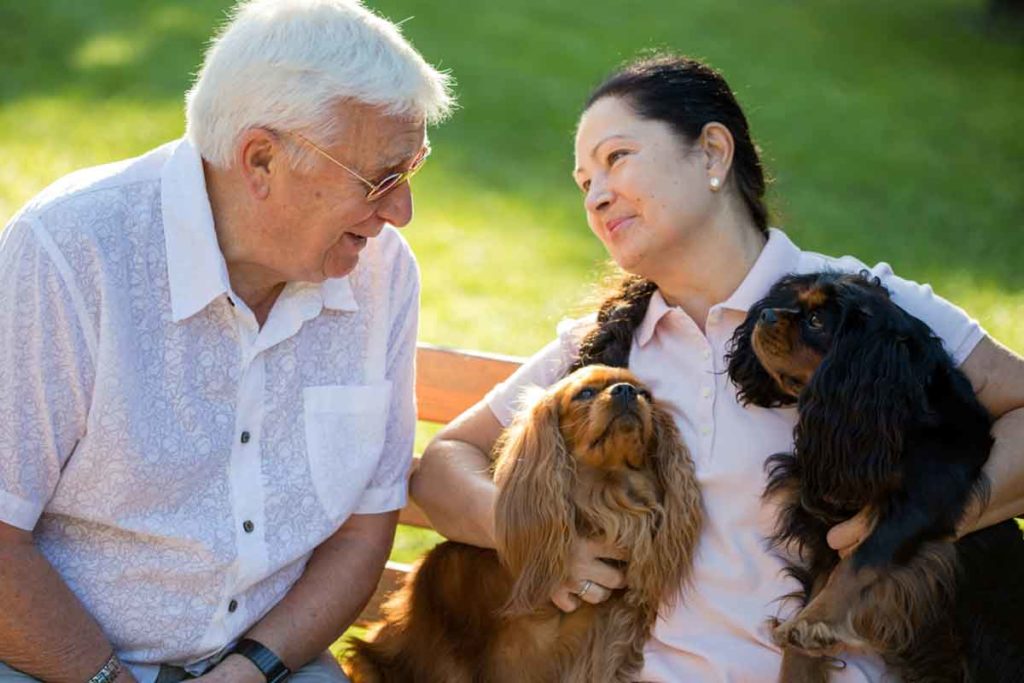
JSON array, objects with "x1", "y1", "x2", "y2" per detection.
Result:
[
  {"x1": 760, "y1": 308, "x2": 778, "y2": 325},
  {"x1": 610, "y1": 383, "x2": 638, "y2": 407}
]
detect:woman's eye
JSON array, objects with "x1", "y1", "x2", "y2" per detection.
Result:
[
  {"x1": 574, "y1": 387, "x2": 597, "y2": 401},
  {"x1": 807, "y1": 312, "x2": 824, "y2": 329},
  {"x1": 580, "y1": 179, "x2": 591, "y2": 193},
  {"x1": 607, "y1": 149, "x2": 627, "y2": 165}
]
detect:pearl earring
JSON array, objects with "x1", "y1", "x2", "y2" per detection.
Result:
[{"x1": 709, "y1": 177, "x2": 721, "y2": 191}]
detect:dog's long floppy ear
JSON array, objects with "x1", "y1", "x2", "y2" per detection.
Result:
[
  {"x1": 493, "y1": 390, "x2": 575, "y2": 615},
  {"x1": 629, "y1": 405, "x2": 702, "y2": 611},
  {"x1": 726, "y1": 304, "x2": 796, "y2": 408},
  {"x1": 797, "y1": 291, "x2": 930, "y2": 495}
]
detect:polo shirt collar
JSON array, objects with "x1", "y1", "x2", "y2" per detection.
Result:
[
  {"x1": 635, "y1": 228, "x2": 801, "y2": 347},
  {"x1": 160, "y1": 138, "x2": 358, "y2": 322},
  {"x1": 717, "y1": 228, "x2": 802, "y2": 313}
]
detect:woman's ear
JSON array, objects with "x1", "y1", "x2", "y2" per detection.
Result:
[{"x1": 700, "y1": 121, "x2": 735, "y2": 190}]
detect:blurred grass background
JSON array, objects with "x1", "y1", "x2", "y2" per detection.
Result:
[{"x1": 2, "y1": 0, "x2": 1022, "y2": 654}]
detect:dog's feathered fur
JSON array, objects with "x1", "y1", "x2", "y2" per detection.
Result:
[
  {"x1": 344, "y1": 365, "x2": 702, "y2": 682},
  {"x1": 726, "y1": 271, "x2": 1024, "y2": 683}
]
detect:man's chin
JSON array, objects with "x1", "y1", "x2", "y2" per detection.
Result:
[{"x1": 322, "y1": 255, "x2": 359, "y2": 281}]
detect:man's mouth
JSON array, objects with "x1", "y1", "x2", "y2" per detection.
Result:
[{"x1": 342, "y1": 232, "x2": 368, "y2": 249}]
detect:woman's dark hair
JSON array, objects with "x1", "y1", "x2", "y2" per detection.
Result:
[{"x1": 574, "y1": 54, "x2": 769, "y2": 370}]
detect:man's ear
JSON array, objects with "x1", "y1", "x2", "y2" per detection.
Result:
[
  {"x1": 235, "y1": 128, "x2": 279, "y2": 200},
  {"x1": 699, "y1": 121, "x2": 735, "y2": 188}
]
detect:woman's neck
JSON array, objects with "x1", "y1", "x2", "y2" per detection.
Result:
[{"x1": 655, "y1": 219, "x2": 767, "y2": 331}]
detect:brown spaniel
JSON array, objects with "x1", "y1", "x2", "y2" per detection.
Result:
[{"x1": 345, "y1": 365, "x2": 702, "y2": 682}]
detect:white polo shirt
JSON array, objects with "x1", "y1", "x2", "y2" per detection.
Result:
[
  {"x1": 487, "y1": 229, "x2": 984, "y2": 682},
  {"x1": 0, "y1": 138, "x2": 418, "y2": 680}
]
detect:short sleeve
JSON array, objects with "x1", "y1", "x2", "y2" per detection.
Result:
[
  {"x1": 0, "y1": 218, "x2": 95, "y2": 530},
  {"x1": 354, "y1": 253, "x2": 419, "y2": 515},
  {"x1": 868, "y1": 262, "x2": 986, "y2": 366},
  {"x1": 485, "y1": 316, "x2": 592, "y2": 427}
]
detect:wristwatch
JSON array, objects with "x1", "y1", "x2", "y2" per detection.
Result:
[{"x1": 230, "y1": 638, "x2": 291, "y2": 683}]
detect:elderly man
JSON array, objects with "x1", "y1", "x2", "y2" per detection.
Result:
[{"x1": 0, "y1": 1, "x2": 452, "y2": 682}]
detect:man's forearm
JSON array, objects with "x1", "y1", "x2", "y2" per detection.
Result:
[
  {"x1": 0, "y1": 536, "x2": 118, "y2": 682},
  {"x1": 226, "y1": 510, "x2": 399, "y2": 675}
]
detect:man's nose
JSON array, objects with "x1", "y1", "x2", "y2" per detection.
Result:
[{"x1": 376, "y1": 181, "x2": 414, "y2": 228}]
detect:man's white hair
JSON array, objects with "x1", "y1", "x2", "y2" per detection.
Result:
[{"x1": 185, "y1": 0, "x2": 454, "y2": 168}]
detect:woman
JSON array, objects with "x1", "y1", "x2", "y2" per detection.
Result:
[{"x1": 411, "y1": 55, "x2": 1024, "y2": 681}]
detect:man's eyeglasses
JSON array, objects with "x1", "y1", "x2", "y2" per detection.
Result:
[{"x1": 291, "y1": 131, "x2": 430, "y2": 201}]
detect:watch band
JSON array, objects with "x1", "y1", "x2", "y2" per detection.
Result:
[
  {"x1": 86, "y1": 653, "x2": 122, "y2": 683},
  {"x1": 230, "y1": 638, "x2": 291, "y2": 683}
]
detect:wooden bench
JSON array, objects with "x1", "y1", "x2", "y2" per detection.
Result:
[{"x1": 355, "y1": 342, "x2": 524, "y2": 627}]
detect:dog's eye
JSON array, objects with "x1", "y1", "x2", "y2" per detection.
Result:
[
  {"x1": 573, "y1": 387, "x2": 598, "y2": 401},
  {"x1": 807, "y1": 311, "x2": 824, "y2": 330}
]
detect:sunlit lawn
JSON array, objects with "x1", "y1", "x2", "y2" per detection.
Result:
[{"x1": 2, "y1": 0, "x2": 1021, "y2": 657}]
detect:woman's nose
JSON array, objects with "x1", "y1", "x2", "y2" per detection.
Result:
[{"x1": 584, "y1": 177, "x2": 612, "y2": 214}]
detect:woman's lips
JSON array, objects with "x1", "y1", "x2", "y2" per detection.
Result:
[{"x1": 605, "y1": 216, "x2": 635, "y2": 234}]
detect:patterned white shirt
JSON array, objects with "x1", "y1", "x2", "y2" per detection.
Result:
[
  {"x1": 487, "y1": 229, "x2": 984, "y2": 682},
  {"x1": 0, "y1": 138, "x2": 418, "y2": 680}
]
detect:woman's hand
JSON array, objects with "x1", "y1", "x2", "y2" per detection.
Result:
[{"x1": 550, "y1": 538, "x2": 628, "y2": 612}]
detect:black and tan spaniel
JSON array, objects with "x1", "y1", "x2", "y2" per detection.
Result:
[
  {"x1": 344, "y1": 365, "x2": 702, "y2": 683},
  {"x1": 727, "y1": 271, "x2": 1024, "y2": 682}
]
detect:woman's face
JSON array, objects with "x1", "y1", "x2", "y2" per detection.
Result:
[{"x1": 573, "y1": 96, "x2": 717, "y2": 278}]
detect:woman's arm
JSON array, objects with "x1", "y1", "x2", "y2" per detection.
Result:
[
  {"x1": 411, "y1": 400, "x2": 505, "y2": 548},
  {"x1": 829, "y1": 335, "x2": 1024, "y2": 552}
]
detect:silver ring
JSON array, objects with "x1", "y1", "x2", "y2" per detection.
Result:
[{"x1": 577, "y1": 579, "x2": 594, "y2": 599}]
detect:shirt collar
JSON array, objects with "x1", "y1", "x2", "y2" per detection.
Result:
[
  {"x1": 635, "y1": 228, "x2": 801, "y2": 347},
  {"x1": 161, "y1": 138, "x2": 358, "y2": 322},
  {"x1": 717, "y1": 227, "x2": 802, "y2": 313}
]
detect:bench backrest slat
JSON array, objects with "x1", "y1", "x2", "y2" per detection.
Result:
[{"x1": 415, "y1": 343, "x2": 523, "y2": 423}]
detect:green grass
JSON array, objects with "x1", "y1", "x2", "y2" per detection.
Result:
[{"x1": 2, "y1": 0, "x2": 1022, "y2": 656}]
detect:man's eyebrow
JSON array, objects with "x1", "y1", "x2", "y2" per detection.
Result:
[{"x1": 371, "y1": 146, "x2": 426, "y2": 177}]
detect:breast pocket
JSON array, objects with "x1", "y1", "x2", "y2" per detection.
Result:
[{"x1": 303, "y1": 382, "x2": 392, "y2": 521}]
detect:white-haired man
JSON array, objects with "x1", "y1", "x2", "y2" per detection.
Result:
[{"x1": 0, "y1": 1, "x2": 453, "y2": 682}]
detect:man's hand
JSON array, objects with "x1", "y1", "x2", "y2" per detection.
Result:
[{"x1": 549, "y1": 538, "x2": 628, "y2": 612}]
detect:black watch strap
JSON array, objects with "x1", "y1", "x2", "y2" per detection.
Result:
[{"x1": 230, "y1": 638, "x2": 291, "y2": 683}]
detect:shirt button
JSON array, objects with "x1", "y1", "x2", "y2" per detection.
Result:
[
  {"x1": 228, "y1": 599, "x2": 238, "y2": 613},
  {"x1": 701, "y1": 426, "x2": 712, "y2": 437},
  {"x1": 243, "y1": 520, "x2": 255, "y2": 533},
  {"x1": 240, "y1": 431, "x2": 251, "y2": 444},
  {"x1": 701, "y1": 386, "x2": 712, "y2": 399},
  {"x1": 702, "y1": 348, "x2": 711, "y2": 361}
]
